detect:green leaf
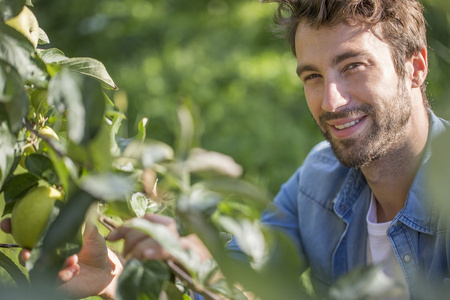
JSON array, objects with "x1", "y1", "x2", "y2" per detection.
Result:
[
  {"x1": 48, "y1": 70, "x2": 105, "y2": 145},
  {"x1": 208, "y1": 278, "x2": 248, "y2": 300},
  {"x1": 177, "y1": 186, "x2": 221, "y2": 219},
  {"x1": 329, "y1": 265, "x2": 408, "y2": 300},
  {"x1": 57, "y1": 57, "x2": 118, "y2": 90},
  {"x1": 428, "y1": 131, "x2": 450, "y2": 215},
  {"x1": 185, "y1": 148, "x2": 243, "y2": 178},
  {"x1": 47, "y1": 149, "x2": 75, "y2": 194},
  {"x1": 0, "y1": 121, "x2": 17, "y2": 190},
  {"x1": 80, "y1": 173, "x2": 134, "y2": 201},
  {"x1": 1, "y1": 172, "x2": 39, "y2": 214},
  {"x1": 130, "y1": 192, "x2": 149, "y2": 218},
  {"x1": 163, "y1": 281, "x2": 188, "y2": 300},
  {"x1": 175, "y1": 105, "x2": 195, "y2": 160},
  {"x1": 38, "y1": 48, "x2": 67, "y2": 64},
  {"x1": 216, "y1": 216, "x2": 266, "y2": 269},
  {"x1": 121, "y1": 140, "x2": 174, "y2": 168},
  {"x1": 0, "y1": 60, "x2": 29, "y2": 133},
  {"x1": 135, "y1": 117, "x2": 148, "y2": 142},
  {"x1": 0, "y1": 23, "x2": 46, "y2": 85},
  {"x1": 197, "y1": 178, "x2": 270, "y2": 211},
  {"x1": 24, "y1": 153, "x2": 60, "y2": 185},
  {"x1": 116, "y1": 259, "x2": 170, "y2": 300},
  {"x1": 0, "y1": 251, "x2": 29, "y2": 287},
  {"x1": 37, "y1": 28, "x2": 49, "y2": 45},
  {"x1": 0, "y1": 0, "x2": 25, "y2": 21}
]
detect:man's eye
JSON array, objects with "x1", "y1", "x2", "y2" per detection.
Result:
[
  {"x1": 304, "y1": 74, "x2": 320, "y2": 81},
  {"x1": 345, "y1": 63, "x2": 361, "y2": 71}
]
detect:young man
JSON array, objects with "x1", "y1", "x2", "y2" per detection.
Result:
[
  {"x1": 3, "y1": 0, "x2": 448, "y2": 299},
  {"x1": 224, "y1": 0, "x2": 449, "y2": 298},
  {"x1": 111, "y1": 0, "x2": 450, "y2": 297}
]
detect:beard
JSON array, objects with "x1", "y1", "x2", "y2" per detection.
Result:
[{"x1": 316, "y1": 81, "x2": 412, "y2": 168}]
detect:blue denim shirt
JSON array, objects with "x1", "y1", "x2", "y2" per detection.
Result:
[{"x1": 226, "y1": 111, "x2": 450, "y2": 299}]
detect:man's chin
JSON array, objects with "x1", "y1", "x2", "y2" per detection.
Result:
[{"x1": 330, "y1": 142, "x2": 369, "y2": 168}]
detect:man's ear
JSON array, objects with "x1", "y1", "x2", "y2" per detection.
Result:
[{"x1": 410, "y1": 46, "x2": 428, "y2": 88}]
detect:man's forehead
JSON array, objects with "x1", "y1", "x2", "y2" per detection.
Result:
[{"x1": 294, "y1": 22, "x2": 384, "y2": 56}]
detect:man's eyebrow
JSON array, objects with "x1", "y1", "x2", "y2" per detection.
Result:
[
  {"x1": 296, "y1": 64, "x2": 318, "y2": 78},
  {"x1": 332, "y1": 50, "x2": 369, "y2": 67},
  {"x1": 296, "y1": 50, "x2": 370, "y2": 78}
]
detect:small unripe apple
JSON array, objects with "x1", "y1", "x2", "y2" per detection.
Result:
[
  {"x1": 19, "y1": 143, "x2": 36, "y2": 169},
  {"x1": 5, "y1": 6, "x2": 39, "y2": 48},
  {"x1": 11, "y1": 186, "x2": 63, "y2": 249},
  {"x1": 39, "y1": 126, "x2": 59, "y2": 141}
]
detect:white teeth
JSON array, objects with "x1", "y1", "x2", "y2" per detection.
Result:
[{"x1": 334, "y1": 119, "x2": 361, "y2": 130}]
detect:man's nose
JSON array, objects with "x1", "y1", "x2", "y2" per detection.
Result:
[{"x1": 321, "y1": 80, "x2": 348, "y2": 112}]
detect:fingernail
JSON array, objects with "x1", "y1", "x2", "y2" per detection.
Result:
[{"x1": 144, "y1": 249, "x2": 155, "y2": 260}]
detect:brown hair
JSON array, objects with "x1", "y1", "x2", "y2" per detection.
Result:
[{"x1": 262, "y1": 0, "x2": 429, "y2": 106}]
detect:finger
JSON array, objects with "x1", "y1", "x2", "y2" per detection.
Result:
[
  {"x1": 106, "y1": 225, "x2": 131, "y2": 241},
  {"x1": 76, "y1": 222, "x2": 109, "y2": 267},
  {"x1": 57, "y1": 254, "x2": 80, "y2": 284},
  {"x1": 57, "y1": 263, "x2": 80, "y2": 283},
  {"x1": 0, "y1": 218, "x2": 11, "y2": 233},
  {"x1": 62, "y1": 254, "x2": 78, "y2": 269},
  {"x1": 127, "y1": 238, "x2": 169, "y2": 261},
  {"x1": 82, "y1": 221, "x2": 105, "y2": 247},
  {"x1": 121, "y1": 230, "x2": 155, "y2": 257}
]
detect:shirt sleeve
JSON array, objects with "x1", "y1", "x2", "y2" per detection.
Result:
[{"x1": 260, "y1": 167, "x2": 305, "y2": 263}]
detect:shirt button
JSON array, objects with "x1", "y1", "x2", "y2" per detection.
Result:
[{"x1": 403, "y1": 254, "x2": 411, "y2": 263}]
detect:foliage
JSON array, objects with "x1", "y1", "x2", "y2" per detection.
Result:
[
  {"x1": 0, "y1": 1, "x2": 311, "y2": 299},
  {"x1": 1, "y1": 1, "x2": 449, "y2": 300}
]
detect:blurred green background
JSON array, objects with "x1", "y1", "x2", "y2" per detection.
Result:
[{"x1": 31, "y1": 0, "x2": 450, "y2": 196}]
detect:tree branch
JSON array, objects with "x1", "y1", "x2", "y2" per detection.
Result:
[{"x1": 0, "y1": 243, "x2": 20, "y2": 248}]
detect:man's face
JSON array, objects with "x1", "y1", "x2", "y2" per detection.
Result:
[{"x1": 295, "y1": 23, "x2": 412, "y2": 168}]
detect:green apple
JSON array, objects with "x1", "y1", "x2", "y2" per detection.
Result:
[
  {"x1": 11, "y1": 186, "x2": 63, "y2": 249},
  {"x1": 19, "y1": 143, "x2": 36, "y2": 169},
  {"x1": 5, "y1": 6, "x2": 39, "y2": 48}
]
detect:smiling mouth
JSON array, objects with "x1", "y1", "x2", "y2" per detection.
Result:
[{"x1": 334, "y1": 118, "x2": 362, "y2": 130}]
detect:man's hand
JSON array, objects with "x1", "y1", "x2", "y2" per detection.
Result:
[
  {"x1": 107, "y1": 213, "x2": 212, "y2": 263},
  {"x1": 57, "y1": 221, "x2": 123, "y2": 299},
  {"x1": 1, "y1": 218, "x2": 123, "y2": 300}
]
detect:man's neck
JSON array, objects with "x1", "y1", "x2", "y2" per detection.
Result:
[{"x1": 361, "y1": 106, "x2": 430, "y2": 223}]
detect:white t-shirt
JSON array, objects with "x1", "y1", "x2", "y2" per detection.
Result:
[{"x1": 366, "y1": 194, "x2": 409, "y2": 299}]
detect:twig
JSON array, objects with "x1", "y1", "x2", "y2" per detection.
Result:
[
  {"x1": 23, "y1": 119, "x2": 65, "y2": 157},
  {"x1": 0, "y1": 243, "x2": 20, "y2": 248},
  {"x1": 98, "y1": 215, "x2": 222, "y2": 300}
]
